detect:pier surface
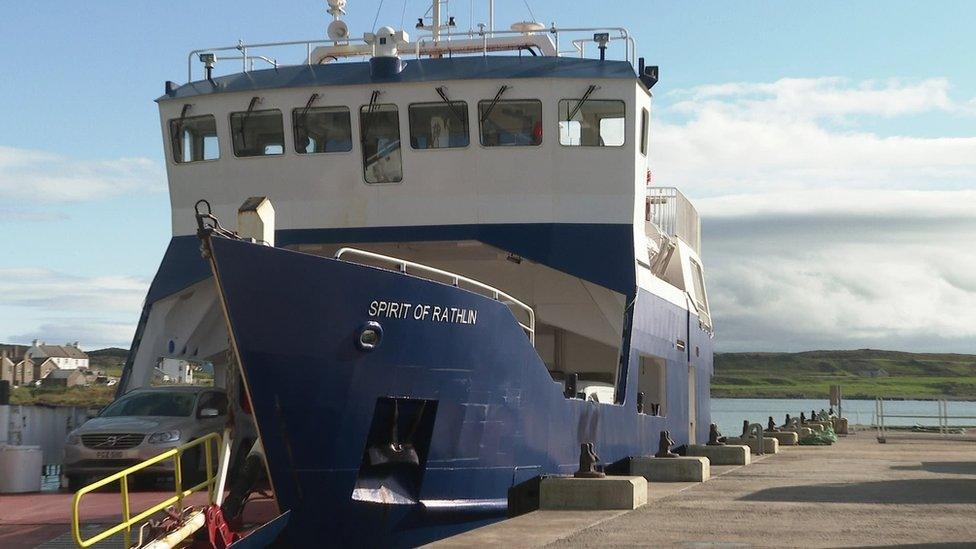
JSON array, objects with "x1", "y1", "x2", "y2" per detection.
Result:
[{"x1": 432, "y1": 433, "x2": 976, "y2": 547}]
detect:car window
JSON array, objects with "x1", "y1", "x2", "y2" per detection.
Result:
[
  {"x1": 197, "y1": 392, "x2": 228, "y2": 415},
  {"x1": 100, "y1": 392, "x2": 196, "y2": 417}
]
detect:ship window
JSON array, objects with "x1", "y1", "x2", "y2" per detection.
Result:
[
  {"x1": 478, "y1": 99, "x2": 542, "y2": 146},
  {"x1": 170, "y1": 115, "x2": 219, "y2": 163},
  {"x1": 640, "y1": 108, "x2": 649, "y2": 156},
  {"x1": 557, "y1": 99, "x2": 625, "y2": 147},
  {"x1": 359, "y1": 104, "x2": 402, "y2": 183},
  {"x1": 230, "y1": 109, "x2": 285, "y2": 157},
  {"x1": 408, "y1": 102, "x2": 469, "y2": 149},
  {"x1": 690, "y1": 259, "x2": 709, "y2": 316},
  {"x1": 293, "y1": 106, "x2": 353, "y2": 154}
]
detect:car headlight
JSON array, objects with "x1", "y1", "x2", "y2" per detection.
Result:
[
  {"x1": 147, "y1": 430, "x2": 181, "y2": 444},
  {"x1": 66, "y1": 434, "x2": 80, "y2": 445}
]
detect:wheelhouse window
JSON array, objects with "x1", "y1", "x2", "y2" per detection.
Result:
[
  {"x1": 409, "y1": 102, "x2": 469, "y2": 149},
  {"x1": 640, "y1": 108, "x2": 649, "y2": 156},
  {"x1": 293, "y1": 106, "x2": 353, "y2": 154},
  {"x1": 230, "y1": 109, "x2": 285, "y2": 157},
  {"x1": 478, "y1": 99, "x2": 542, "y2": 146},
  {"x1": 170, "y1": 115, "x2": 218, "y2": 163},
  {"x1": 557, "y1": 99, "x2": 626, "y2": 147},
  {"x1": 359, "y1": 104, "x2": 402, "y2": 183}
]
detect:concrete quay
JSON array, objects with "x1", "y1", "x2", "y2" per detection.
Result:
[{"x1": 430, "y1": 434, "x2": 976, "y2": 547}]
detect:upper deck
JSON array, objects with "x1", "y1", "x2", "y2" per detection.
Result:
[
  {"x1": 158, "y1": 54, "x2": 653, "y2": 241},
  {"x1": 152, "y1": 15, "x2": 704, "y2": 308}
]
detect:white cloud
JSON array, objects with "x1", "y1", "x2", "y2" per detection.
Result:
[
  {"x1": 697, "y1": 188, "x2": 976, "y2": 218},
  {"x1": 653, "y1": 77, "x2": 976, "y2": 199},
  {"x1": 12, "y1": 322, "x2": 137, "y2": 352},
  {"x1": 654, "y1": 77, "x2": 976, "y2": 352},
  {"x1": 0, "y1": 146, "x2": 164, "y2": 202},
  {"x1": 0, "y1": 268, "x2": 148, "y2": 349},
  {"x1": 707, "y1": 221, "x2": 976, "y2": 352},
  {"x1": 668, "y1": 77, "x2": 968, "y2": 120}
]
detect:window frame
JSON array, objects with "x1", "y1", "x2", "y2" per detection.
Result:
[
  {"x1": 639, "y1": 108, "x2": 649, "y2": 156},
  {"x1": 556, "y1": 98, "x2": 627, "y2": 148},
  {"x1": 291, "y1": 105, "x2": 354, "y2": 155},
  {"x1": 638, "y1": 354, "x2": 667, "y2": 417},
  {"x1": 477, "y1": 98, "x2": 544, "y2": 148},
  {"x1": 358, "y1": 102, "x2": 404, "y2": 184},
  {"x1": 228, "y1": 108, "x2": 286, "y2": 159},
  {"x1": 407, "y1": 100, "x2": 471, "y2": 151},
  {"x1": 169, "y1": 114, "x2": 220, "y2": 164}
]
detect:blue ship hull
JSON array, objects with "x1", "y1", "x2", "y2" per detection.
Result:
[{"x1": 205, "y1": 236, "x2": 712, "y2": 547}]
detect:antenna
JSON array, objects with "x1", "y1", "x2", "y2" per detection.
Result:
[{"x1": 326, "y1": 0, "x2": 350, "y2": 42}]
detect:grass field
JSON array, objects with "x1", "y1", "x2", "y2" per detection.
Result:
[
  {"x1": 714, "y1": 349, "x2": 976, "y2": 399},
  {"x1": 10, "y1": 384, "x2": 116, "y2": 407}
]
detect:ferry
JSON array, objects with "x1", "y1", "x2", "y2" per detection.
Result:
[{"x1": 116, "y1": 1, "x2": 714, "y2": 545}]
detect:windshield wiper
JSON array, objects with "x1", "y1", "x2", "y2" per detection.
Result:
[
  {"x1": 297, "y1": 93, "x2": 320, "y2": 127},
  {"x1": 479, "y1": 85, "x2": 510, "y2": 123},
  {"x1": 567, "y1": 84, "x2": 599, "y2": 122},
  {"x1": 237, "y1": 96, "x2": 261, "y2": 148},
  {"x1": 171, "y1": 103, "x2": 192, "y2": 161},
  {"x1": 360, "y1": 90, "x2": 381, "y2": 144},
  {"x1": 435, "y1": 86, "x2": 466, "y2": 123}
]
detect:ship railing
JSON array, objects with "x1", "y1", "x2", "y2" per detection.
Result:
[
  {"x1": 646, "y1": 187, "x2": 702, "y2": 256},
  {"x1": 334, "y1": 247, "x2": 536, "y2": 345},
  {"x1": 413, "y1": 26, "x2": 636, "y2": 66},
  {"x1": 185, "y1": 25, "x2": 635, "y2": 83}
]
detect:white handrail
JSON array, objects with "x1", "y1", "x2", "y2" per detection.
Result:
[
  {"x1": 334, "y1": 247, "x2": 535, "y2": 345},
  {"x1": 184, "y1": 25, "x2": 637, "y2": 83}
]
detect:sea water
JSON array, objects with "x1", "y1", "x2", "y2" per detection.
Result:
[{"x1": 711, "y1": 398, "x2": 976, "y2": 435}]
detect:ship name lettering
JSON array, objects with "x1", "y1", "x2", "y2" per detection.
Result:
[{"x1": 368, "y1": 300, "x2": 477, "y2": 325}]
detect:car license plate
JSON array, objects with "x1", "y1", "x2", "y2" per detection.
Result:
[{"x1": 96, "y1": 450, "x2": 124, "y2": 459}]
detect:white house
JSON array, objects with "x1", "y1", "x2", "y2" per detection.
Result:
[
  {"x1": 25, "y1": 341, "x2": 89, "y2": 370},
  {"x1": 156, "y1": 358, "x2": 194, "y2": 384}
]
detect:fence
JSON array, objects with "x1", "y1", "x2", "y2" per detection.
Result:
[
  {"x1": 646, "y1": 187, "x2": 702, "y2": 256},
  {"x1": 0, "y1": 404, "x2": 96, "y2": 465},
  {"x1": 874, "y1": 398, "x2": 976, "y2": 442}
]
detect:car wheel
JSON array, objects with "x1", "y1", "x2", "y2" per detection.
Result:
[
  {"x1": 66, "y1": 474, "x2": 87, "y2": 491},
  {"x1": 131, "y1": 473, "x2": 158, "y2": 491},
  {"x1": 180, "y1": 445, "x2": 206, "y2": 488}
]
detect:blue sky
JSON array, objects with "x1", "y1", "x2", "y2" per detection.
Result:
[{"x1": 1, "y1": 1, "x2": 975, "y2": 351}]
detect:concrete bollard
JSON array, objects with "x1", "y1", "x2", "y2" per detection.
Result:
[
  {"x1": 685, "y1": 444, "x2": 751, "y2": 466},
  {"x1": 763, "y1": 431, "x2": 799, "y2": 446},
  {"x1": 627, "y1": 456, "x2": 710, "y2": 482},
  {"x1": 539, "y1": 476, "x2": 648, "y2": 510},
  {"x1": 725, "y1": 436, "x2": 779, "y2": 455}
]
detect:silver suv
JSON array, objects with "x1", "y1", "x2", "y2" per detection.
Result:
[{"x1": 63, "y1": 385, "x2": 227, "y2": 489}]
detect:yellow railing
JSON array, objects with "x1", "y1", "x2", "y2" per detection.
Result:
[{"x1": 71, "y1": 432, "x2": 222, "y2": 548}]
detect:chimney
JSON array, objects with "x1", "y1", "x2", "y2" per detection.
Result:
[
  {"x1": 72, "y1": 341, "x2": 79, "y2": 348},
  {"x1": 32, "y1": 339, "x2": 38, "y2": 347}
]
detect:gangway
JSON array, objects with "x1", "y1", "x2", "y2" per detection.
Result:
[{"x1": 71, "y1": 433, "x2": 221, "y2": 548}]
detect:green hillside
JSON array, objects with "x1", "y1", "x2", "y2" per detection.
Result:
[
  {"x1": 87, "y1": 347, "x2": 128, "y2": 377},
  {"x1": 713, "y1": 349, "x2": 976, "y2": 399}
]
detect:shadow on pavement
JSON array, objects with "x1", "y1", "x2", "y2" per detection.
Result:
[
  {"x1": 740, "y1": 478, "x2": 976, "y2": 504},
  {"x1": 889, "y1": 461, "x2": 976, "y2": 475},
  {"x1": 858, "y1": 541, "x2": 973, "y2": 549}
]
